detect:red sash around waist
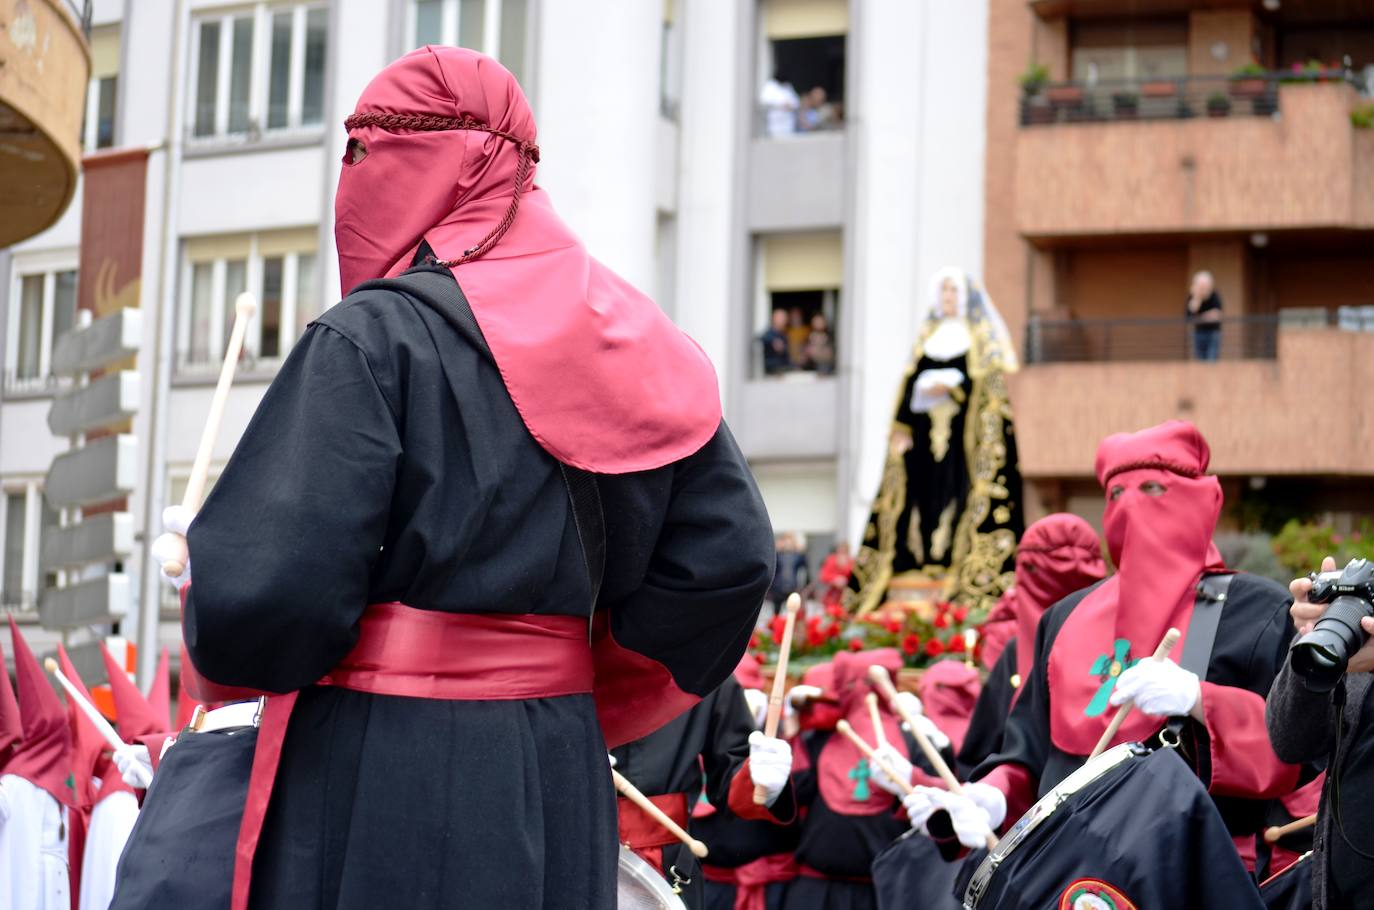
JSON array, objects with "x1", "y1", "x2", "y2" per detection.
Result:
[
  {"x1": 703, "y1": 853, "x2": 798, "y2": 910},
  {"x1": 230, "y1": 603, "x2": 595, "y2": 910},
  {"x1": 618, "y1": 792, "x2": 690, "y2": 850}
]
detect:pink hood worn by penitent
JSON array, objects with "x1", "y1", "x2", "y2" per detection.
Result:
[{"x1": 334, "y1": 46, "x2": 720, "y2": 474}]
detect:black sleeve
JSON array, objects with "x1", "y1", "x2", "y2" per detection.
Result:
[
  {"x1": 957, "y1": 641, "x2": 1019, "y2": 777},
  {"x1": 183, "y1": 324, "x2": 401, "y2": 692},
  {"x1": 608, "y1": 424, "x2": 774, "y2": 695},
  {"x1": 973, "y1": 613, "x2": 1052, "y2": 787},
  {"x1": 891, "y1": 366, "x2": 920, "y2": 429},
  {"x1": 593, "y1": 423, "x2": 776, "y2": 746},
  {"x1": 701, "y1": 677, "x2": 796, "y2": 823},
  {"x1": 1266, "y1": 644, "x2": 1339, "y2": 765}
]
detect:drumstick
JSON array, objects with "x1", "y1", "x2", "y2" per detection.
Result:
[
  {"x1": 866, "y1": 692, "x2": 889, "y2": 751},
  {"x1": 44, "y1": 658, "x2": 129, "y2": 755},
  {"x1": 754, "y1": 593, "x2": 801, "y2": 804},
  {"x1": 838, "y1": 718, "x2": 1000, "y2": 851},
  {"x1": 835, "y1": 720, "x2": 913, "y2": 796},
  {"x1": 868, "y1": 664, "x2": 962, "y2": 794},
  {"x1": 1088, "y1": 628, "x2": 1182, "y2": 761},
  {"x1": 612, "y1": 769, "x2": 708, "y2": 859},
  {"x1": 160, "y1": 292, "x2": 257, "y2": 576},
  {"x1": 1264, "y1": 813, "x2": 1317, "y2": 844}
]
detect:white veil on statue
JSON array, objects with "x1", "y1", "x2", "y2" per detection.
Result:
[{"x1": 914, "y1": 266, "x2": 1018, "y2": 377}]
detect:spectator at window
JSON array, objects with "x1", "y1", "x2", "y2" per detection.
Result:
[
  {"x1": 1186, "y1": 270, "x2": 1222, "y2": 361},
  {"x1": 786, "y1": 306, "x2": 811, "y2": 367},
  {"x1": 799, "y1": 87, "x2": 836, "y2": 131},
  {"x1": 759, "y1": 308, "x2": 791, "y2": 375},
  {"x1": 804, "y1": 313, "x2": 836, "y2": 374},
  {"x1": 760, "y1": 73, "x2": 800, "y2": 137}
]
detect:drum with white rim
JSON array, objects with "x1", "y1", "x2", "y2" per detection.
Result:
[{"x1": 618, "y1": 845, "x2": 688, "y2": 910}]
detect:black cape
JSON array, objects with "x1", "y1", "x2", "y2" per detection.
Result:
[
  {"x1": 956, "y1": 641, "x2": 1019, "y2": 778},
  {"x1": 138, "y1": 264, "x2": 774, "y2": 910}
]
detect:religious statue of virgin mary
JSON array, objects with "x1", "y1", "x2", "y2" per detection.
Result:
[{"x1": 849, "y1": 267, "x2": 1024, "y2": 616}]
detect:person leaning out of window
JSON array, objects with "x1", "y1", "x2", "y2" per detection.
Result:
[{"x1": 1266, "y1": 556, "x2": 1374, "y2": 910}]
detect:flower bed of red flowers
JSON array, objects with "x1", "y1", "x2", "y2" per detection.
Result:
[{"x1": 750, "y1": 597, "x2": 985, "y2": 669}]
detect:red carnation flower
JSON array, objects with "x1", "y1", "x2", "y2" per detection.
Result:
[
  {"x1": 953, "y1": 606, "x2": 968, "y2": 622},
  {"x1": 924, "y1": 638, "x2": 943, "y2": 657},
  {"x1": 936, "y1": 600, "x2": 952, "y2": 614},
  {"x1": 826, "y1": 603, "x2": 845, "y2": 618},
  {"x1": 807, "y1": 628, "x2": 826, "y2": 648},
  {"x1": 885, "y1": 619, "x2": 902, "y2": 634},
  {"x1": 933, "y1": 613, "x2": 950, "y2": 629},
  {"x1": 901, "y1": 633, "x2": 921, "y2": 656},
  {"x1": 848, "y1": 638, "x2": 864, "y2": 651},
  {"x1": 826, "y1": 622, "x2": 842, "y2": 640},
  {"x1": 947, "y1": 636, "x2": 966, "y2": 653},
  {"x1": 771, "y1": 616, "x2": 787, "y2": 642}
]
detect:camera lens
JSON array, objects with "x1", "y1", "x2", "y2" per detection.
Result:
[{"x1": 1291, "y1": 594, "x2": 1374, "y2": 692}]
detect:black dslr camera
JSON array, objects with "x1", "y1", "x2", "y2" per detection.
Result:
[{"x1": 1291, "y1": 558, "x2": 1374, "y2": 692}]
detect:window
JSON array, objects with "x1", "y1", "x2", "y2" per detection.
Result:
[
  {"x1": 5, "y1": 264, "x2": 78, "y2": 394},
  {"x1": 752, "y1": 232, "x2": 842, "y2": 378},
  {"x1": 0, "y1": 484, "x2": 54, "y2": 613},
  {"x1": 178, "y1": 230, "x2": 322, "y2": 373},
  {"x1": 408, "y1": 0, "x2": 529, "y2": 87},
  {"x1": 190, "y1": 3, "x2": 328, "y2": 141},
  {"x1": 84, "y1": 25, "x2": 120, "y2": 152},
  {"x1": 660, "y1": 0, "x2": 682, "y2": 119},
  {"x1": 758, "y1": 0, "x2": 847, "y2": 136},
  {"x1": 1069, "y1": 18, "x2": 1188, "y2": 85}
]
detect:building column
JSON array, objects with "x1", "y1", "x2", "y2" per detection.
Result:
[
  {"x1": 673, "y1": 0, "x2": 748, "y2": 399},
  {"x1": 532, "y1": 1, "x2": 663, "y2": 296},
  {"x1": 841, "y1": 0, "x2": 989, "y2": 541}
]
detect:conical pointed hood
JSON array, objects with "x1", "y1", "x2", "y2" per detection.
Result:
[
  {"x1": 6, "y1": 616, "x2": 73, "y2": 805},
  {"x1": 175, "y1": 672, "x2": 197, "y2": 731},
  {"x1": 0, "y1": 638, "x2": 22, "y2": 767},
  {"x1": 148, "y1": 647, "x2": 171, "y2": 728},
  {"x1": 101, "y1": 643, "x2": 164, "y2": 739},
  {"x1": 57, "y1": 644, "x2": 107, "y2": 810}
]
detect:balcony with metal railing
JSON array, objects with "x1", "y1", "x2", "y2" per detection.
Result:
[
  {"x1": 1014, "y1": 75, "x2": 1374, "y2": 238},
  {"x1": 1010, "y1": 314, "x2": 1374, "y2": 479}
]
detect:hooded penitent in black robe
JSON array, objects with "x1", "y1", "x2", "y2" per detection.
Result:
[
  {"x1": 613, "y1": 676, "x2": 796, "y2": 910},
  {"x1": 969, "y1": 573, "x2": 1301, "y2": 873},
  {"x1": 126, "y1": 264, "x2": 773, "y2": 910}
]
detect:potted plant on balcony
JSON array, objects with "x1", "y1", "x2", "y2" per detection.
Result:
[
  {"x1": 1018, "y1": 63, "x2": 1055, "y2": 124},
  {"x1": 1141, "y1": 78, "x2": 1178, "y2": 99},
  {"x1": 1229, "y1": 62, "x2": 1268, "y2": 99},
  {"x1": 1206, "y1": 92, "x2": 1232, "y2": 117},
  {"x1": 1112, "y1": 90, "x2": 1140, "y2": 118},
  {"x1": 1018, "y1": 62, "x2": 1050, "y2": 97}
]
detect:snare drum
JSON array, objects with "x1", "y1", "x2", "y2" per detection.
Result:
[
  {"x1": 962, "y1": 743, "x2": 1265, "y2": 910},
  {"x1": 619, "y1": 845, "x2": 688, "y2": 910}
]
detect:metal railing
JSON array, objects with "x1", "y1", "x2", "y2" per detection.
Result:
[
  {"x1": 1017, "y1": 70, "x2": 1356, "y2": 127},
  {"x1": 1025, "y1": 314, "x2": 1283, "y2": 364}
]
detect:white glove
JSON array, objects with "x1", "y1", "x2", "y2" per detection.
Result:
[
  {"x1": 868, "y1": 743, "x2": 914, "y2": 797},
  {"x1": 1108, "y1": 658, "x2": 1200, "y2": 718},
  {"x1": 903, "y1": 787, "x2": 997, "y2": 848},
  {"x1": 961, "y1": 781, "x2": 1007, "y2": 830},
  {"x1": 786, "y1": 684, "x2": 824, "y2": 707},
  {"x1": 747, "y1": 731, "x2": 792, "y2": 807},
  {"x1": 0, "y1": 779, "x2": 10, "y2": 824},
  {"x1": 113, "y1": 743, "x2": 154, "y2": 789},
  {"x1": 149, "y1": 504, "x2": 195, "y2": 588},
  {"x1": 742, "y1": 688, "x2": 769, "y2": 729},
  {"x1": 608, "y1": 752, "x2": 617, "y2": 768}
]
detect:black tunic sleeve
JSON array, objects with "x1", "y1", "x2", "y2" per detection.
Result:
[
  {"x1": 593, "y1": 425, "x2": 775, "y2": 746},
  {"x1": 957, "y1": 640, "x2": 1019, "y2": 777},
  {"x1": 183, "y1": 324, "x2": 400, "y2": 692}
]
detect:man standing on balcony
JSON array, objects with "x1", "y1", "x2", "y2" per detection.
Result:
[{"x1": 1187, "y1": 270, "x2": 1223, "y2": 361}]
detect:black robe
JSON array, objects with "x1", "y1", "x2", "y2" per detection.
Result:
[
  {"x1": 970, "y1": 572, "x2": 1299, "y2": 866},
  {"x1": 613, "y1": 676, "x2": 795, "y2": 910},
  {"x1": 177, "y1": 265, "x2": 775, "y2": 910},
  {"x1": 956, "y1": 641, "x2": 1020, "y2": 778},
  {"x1": 783, "y1": 729, "x2": 954, "y2": 910}
]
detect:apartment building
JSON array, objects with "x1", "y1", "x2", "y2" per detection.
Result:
[
  {"x1": 0, "y1": 0, "x2": 992, "y2": 680},
  {"x1": 986, "y1": 0, "x2": 1374, "y2": 527}
]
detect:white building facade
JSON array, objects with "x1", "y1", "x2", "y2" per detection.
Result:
[{"x1": 1, "y1": 0, "x2": 989, "y2": 683}]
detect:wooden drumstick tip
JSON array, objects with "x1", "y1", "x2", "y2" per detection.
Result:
[
  {"x1": 867, "y1": 664, "x2": 894, "y2": 688},
  {"x1": 784, "y1": 592, "x2": 801, "y2": 616},
  {"x1": 160, "y1": 534, "x2": 189, "y2": 579},
  {"x1": 687, "y1": 839, "x2": 709, "y2": 859},
  {"x1": 43, "y1": 657, "x2": 58, "y2": 674},
  {"x1": 234, "y1": 292, "x2": 258, "y2": 320}
]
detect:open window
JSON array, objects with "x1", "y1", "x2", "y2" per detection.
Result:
[
  {"x1": 753, "y1": 231, "x2": 842, "y2": 378},
  {"x1": 757, "y1": 0, "x2": 847, "y2": 136}
]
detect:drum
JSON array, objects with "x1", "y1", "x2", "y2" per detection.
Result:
[
  {"x1": 962, "y1": 743, "x2": 1265, "y2": 910},
  {"x1": 619, "y1": 845, "x2": 689, "y2": 910}
]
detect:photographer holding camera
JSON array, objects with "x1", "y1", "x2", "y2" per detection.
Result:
[{"x1": 1267, "y1": 556, "x2": 1374, "y2": 909}]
